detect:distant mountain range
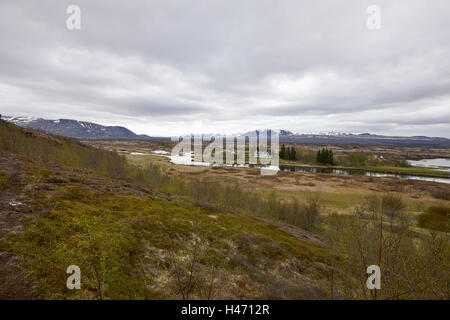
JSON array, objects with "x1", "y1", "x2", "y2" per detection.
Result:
[
  {"x1": 3, "y1": 116, "x2": 450, "y2": 146},
  {"x1": 279, "y1": 132, "x2": 450, "y2": 147},
  {"x1": 3, "y1": 116, "x2": 152, "y2": 140}
]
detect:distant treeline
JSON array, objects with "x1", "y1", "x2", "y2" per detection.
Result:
[
  {"x1": 316, "y1": 148, "x2": 334, "y2": 165},
  {"x1": 279, "y1": 143, "x2": 410, "y2": 168},
  {"x1": 280, "y1": 145, "x2": 335, "y2": 165},
  {"x1": 279, "y1": 144, "x2": 296, "y2": 161}
]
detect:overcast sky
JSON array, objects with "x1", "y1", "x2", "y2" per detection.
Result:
[{"x1": 1, "y1": 0, "x2": 449, "y2": 137}]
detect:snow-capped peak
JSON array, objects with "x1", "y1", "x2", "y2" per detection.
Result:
[{"x1": 2, "y1": 115, "x2": 38, "y2": 125}]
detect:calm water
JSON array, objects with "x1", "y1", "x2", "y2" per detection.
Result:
[
  {"x1": 145, "y1": 152, "x2": 450, "y2": 185},
  {"x1": 407, "y1": 158, "x2": 450, "y2": 173},
  {"x1": 279, "y1": 165, "x2": 450, "y2": 184}
]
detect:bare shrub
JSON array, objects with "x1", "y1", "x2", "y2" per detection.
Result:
[
  {"x1": 300, "y1": 193, "x2": 321, "y2": 231},
  {"x1": 324, "y1": 193, "x2": 449, "y2": 300},
  {"x1": 165, "y1": 222, "x2": 220, "y2": 300}
]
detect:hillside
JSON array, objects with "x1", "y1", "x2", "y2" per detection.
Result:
[
  {"x1": 0, "y1": 121, "x2": 333, "y2": 299},
  {"x1": 3, "y1": 116, "x2": 152, "y2": 140}
]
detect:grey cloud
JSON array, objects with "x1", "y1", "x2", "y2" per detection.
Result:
[{"x1": 0, "y1": 0, "x2": 449, "y2": 136}]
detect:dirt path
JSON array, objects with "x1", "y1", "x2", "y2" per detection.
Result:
[{"x1": 0, "y1": 155, "x2": 37, "y2": 299}]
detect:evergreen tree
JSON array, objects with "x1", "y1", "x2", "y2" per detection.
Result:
[
  {"x1": 280, "y1": 144, "x2": 286, "y2": 160},
  {"x1": 290, "y1": 147, "x2": 296, "y2": 161},
  {"x1": 328, "y1": 149, "x2": 334, "y2": 165},
  {"x1": 316, "y1": 147, "x2": 334, "y2": 165}
]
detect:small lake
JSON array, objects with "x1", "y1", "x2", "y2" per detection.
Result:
[{"x1": 407, "y1": 158, "x2": 450, "y2": 173}]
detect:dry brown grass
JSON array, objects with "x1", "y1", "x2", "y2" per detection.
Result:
[{"x1": 82, "y1": 140, "x2": 449, "y2": 216}]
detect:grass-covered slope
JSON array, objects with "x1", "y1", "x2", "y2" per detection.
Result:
[{"x1": 0, "y1": 121, "x2": 334, "y2": 299}]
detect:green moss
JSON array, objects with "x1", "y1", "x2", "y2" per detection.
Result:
[
  {"x1": 1, "y1": 185, "x2": 333, "y2": 299},
  {"x1": 417, "y1": 206, "x2": 450, "y2": 232},
  {"x1": 0, "y1": 171, "x2": 12, "y2": 190}
]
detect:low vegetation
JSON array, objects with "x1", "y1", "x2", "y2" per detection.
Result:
[
  {"x1": 0, "y1": 184, "x2": 332, "y2": 299},
  {"x1": 431, "y1": 191, "x2": 450, "y2": 201},
  {"x1": 0, "y1": 123, "x2": 332, "y2": 299},
  {"x1": 0, "y1": 122, "x2": 128, "y2": 178},
  {"x1": 0, "y1": 171, "x2": 12, "y2": 190},
  {"x1": 0, "y1": 122, "x2": 448, "y2": 300},
  {"x1": 323, "y1": 195, "x2": 449, "y2": 299},
  {"x1": 418, "y1": 206, "x2": 450, "y2": 233}
]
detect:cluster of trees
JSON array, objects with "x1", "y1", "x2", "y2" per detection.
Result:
[
  {"x1": 316, "y1": 148, "x2": 334, "y2": 165},
  {"x1": 279, "y1": 144, "x2": 297, "y2": 161}
]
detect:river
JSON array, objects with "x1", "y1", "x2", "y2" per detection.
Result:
[{"x1": 143, "y1": 151, "x2": 450, "y2": 185}]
